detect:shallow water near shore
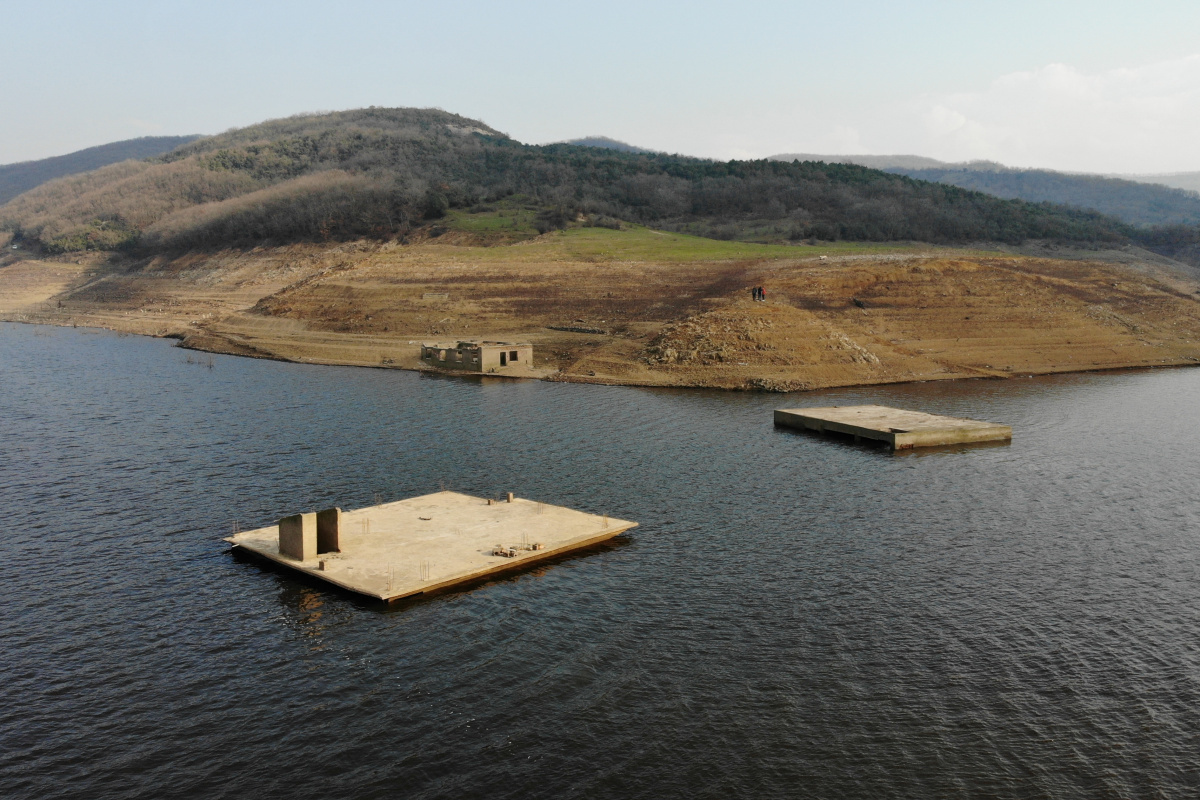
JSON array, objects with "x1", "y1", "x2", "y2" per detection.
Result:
[{"x1": 3, "y1": 321, "x2": 1200, "y2": 799}]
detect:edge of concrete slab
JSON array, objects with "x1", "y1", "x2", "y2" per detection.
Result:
[
  {"x1": 228, "y1": 522, "x2": 637, "y2": 602},
  {"x1": 892, "y1": 425, "x2": 1012, "y2": 449},
  {"x1": 773, "y1": 407, "x2": 1012, "y2": 450}
]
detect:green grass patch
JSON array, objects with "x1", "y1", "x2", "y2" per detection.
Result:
[
  {"x1": 441, "y1": 195, "x2": 547, "y2": 239},
  {"x1": 443, "y1": 207, "x2": 540, "y2": 236},
  {"x1": 424, "y1": 217, "x2": 949, "y2": 265},
  {"x1": 554, "y1": 225, "x2": 931, "y2": 263}
]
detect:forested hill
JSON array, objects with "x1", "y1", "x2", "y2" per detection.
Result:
[
  {"x1": 1125, "y1": 172, "x2": 1200, "y2": 194},
  {"x1": 3, "y1": 107, "x2": 1194, "y2": 259},
  {"x1": 0, "y1": 135, "x2": 201, "y2": 205},
  {"x1": 770, "y1": 153, "x2": 1200, "y2": 228},
  {"x1": 887, "y1": 164, "x2": 1200, "y2": 227}
]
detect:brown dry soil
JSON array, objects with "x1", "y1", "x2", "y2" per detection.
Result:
[{"x1": 4, "y1": 224, "x2": 1200, "y2": 391}]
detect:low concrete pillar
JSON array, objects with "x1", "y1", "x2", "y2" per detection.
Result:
[
  {"x1": 506, "y1": 492, "x2": 514, "y2": 503},
  {"x1": 317, "y1": 508, "x2": 341, "y2": 553},
  {"x1": 278, "y1": 512, "x2": 317, "y2": 561}
]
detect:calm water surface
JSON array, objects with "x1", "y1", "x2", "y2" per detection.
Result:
[{"x1": 3, "y1": 322, "x2": 1200, "y2": 799}]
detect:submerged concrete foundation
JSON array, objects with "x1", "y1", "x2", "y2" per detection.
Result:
[
  {"x1": 226, "y1": 491, "x2": 637, "y2": 602},
  {"x1": 774, "y1": 404, "x2": 1011, "y2": 450}
]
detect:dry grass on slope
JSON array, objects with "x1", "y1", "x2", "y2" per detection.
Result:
[
  {"x1": 4, "y1": 225, "x2": 1200, "y2": 392},
  {"x1": 0, "y1": 160, "x2": 261, "y2": 250},
  {"x1": 629, "y1": 255, "x2": 1200, "y2": 389},
  {"x1": 192, "y1": 230, "x2": 1200, "y2": 389}
]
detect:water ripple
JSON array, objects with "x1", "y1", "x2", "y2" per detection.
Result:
[{"x1": 3, "y1": 323, "x2": 1200, "y2": 798}]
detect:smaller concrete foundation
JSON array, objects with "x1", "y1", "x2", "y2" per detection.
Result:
[{"x1": 775, "y1": 404, "x2": 1011, "y2": 450}]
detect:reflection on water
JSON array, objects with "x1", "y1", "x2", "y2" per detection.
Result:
[{"x1": 3, "y1": 322, "x2": 1200, "y2": 799}]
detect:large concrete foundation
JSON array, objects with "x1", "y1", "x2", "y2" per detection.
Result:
[
  {"x1": 774, "y1": 405, "x2": 1011, "y2": 450},
  {"x1": 226, "y1": 491, "x2": 638, "y2": 602}
]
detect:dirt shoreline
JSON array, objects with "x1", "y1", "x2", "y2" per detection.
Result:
[
  {"x1": 7, "y1": 314, "x2": 1200, "y2": 396},
  {"x1": 5, "y1": 229, "x2": 1200, "y2": 393}
]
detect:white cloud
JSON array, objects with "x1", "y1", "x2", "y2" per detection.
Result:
[
  {"x1": 888, "y1": 55, "x2": 1200, "y2": 172},
  {"x1": 923, "y1": 105, "x2": 967, "y2": 137}
]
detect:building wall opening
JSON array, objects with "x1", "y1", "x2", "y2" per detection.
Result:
[{"x1": 500, "y1": 352, "x2": 507, "y2": 366}]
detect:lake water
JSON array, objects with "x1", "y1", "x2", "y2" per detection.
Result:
[{"x1": 3, "y1": 321, "x2": 1200, "y2": 799}]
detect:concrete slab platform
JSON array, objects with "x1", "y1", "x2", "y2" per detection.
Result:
[
  {"x1": 226, "y1": 491, "x2": 637, "y2": 602},
  {"x1": 774, "y1": 404, "x2": 1011, "y2": 450}
]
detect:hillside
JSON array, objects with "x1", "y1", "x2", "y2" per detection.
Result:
[
  {"x1": 770, "y1": 153, "x2": 1200, "y2": 228},
  {"x1": 1115, "y1": 171, "x2": 1200, "y2": 195},
  {"x1": 0, "y1": 107, "x2": 1149, "y2": 258},
  {"x1": 0, "y1": 135, "x2": 201, "y2": 205},
  {"x1": 3, "y1": 223, "x2": 1200, "y2": 391},
  {"x1": 889, "y1": 165, "x2": 1200, "y2": 228}
]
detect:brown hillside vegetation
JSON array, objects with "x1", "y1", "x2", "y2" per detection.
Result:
[
  {"x1": 0, "y1": 135, "x2": 202, "y2": 205},
  {"x1": 3, "y1": 225, "x2": 1200, "y2": 390},
  {"x1": 11, "y1": 106, "x2": 1194, "y2": 263}
]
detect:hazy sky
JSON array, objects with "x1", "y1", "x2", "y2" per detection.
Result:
[{"x1": 3, "y1": 0, "x2": 1200, "y2": 173}]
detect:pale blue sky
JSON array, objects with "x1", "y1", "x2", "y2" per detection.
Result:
[{"x1": 3, "y1": 1, "x2": 1199, "y2": 172}]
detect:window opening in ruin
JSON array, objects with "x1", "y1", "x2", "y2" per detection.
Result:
[{"x1": 510, "y1": 350, "x2": 519, "y2": 361}]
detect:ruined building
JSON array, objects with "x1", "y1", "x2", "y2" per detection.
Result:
[{"x1": 420, "y1": 340, "x2": 533, "y2": 373}]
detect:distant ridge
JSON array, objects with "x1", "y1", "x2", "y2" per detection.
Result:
[
  {"x1": 1113, "y1": 171, "x2": 1200, "y2": 195},
  {"x1": 771, "y1": 153, "x2": 947, "y2": 170},
  {"x1": 768, "y1": 153, "x2": 1200, "y2": 227},
  {"x1": 563, "y1": 136, "x2": 654, "y2": 154},
  {"x1": 0, "y1": 135, "x2": 201, "y2": 205},
  {"x1": 771, "y1": 153, "x2": 1200, "y2": 193}
]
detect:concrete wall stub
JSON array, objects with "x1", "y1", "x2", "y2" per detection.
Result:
[
  {"x1": 278, "y1": 512, "x2": 317, "y2": 561},
  {"x1": 317, "y1": 508, "x2": 341, "y2": 554}
]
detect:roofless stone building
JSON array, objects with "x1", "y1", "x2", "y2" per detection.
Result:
[{"x1": 420, "y1": 340, "x2": 533, "y2": 373}]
